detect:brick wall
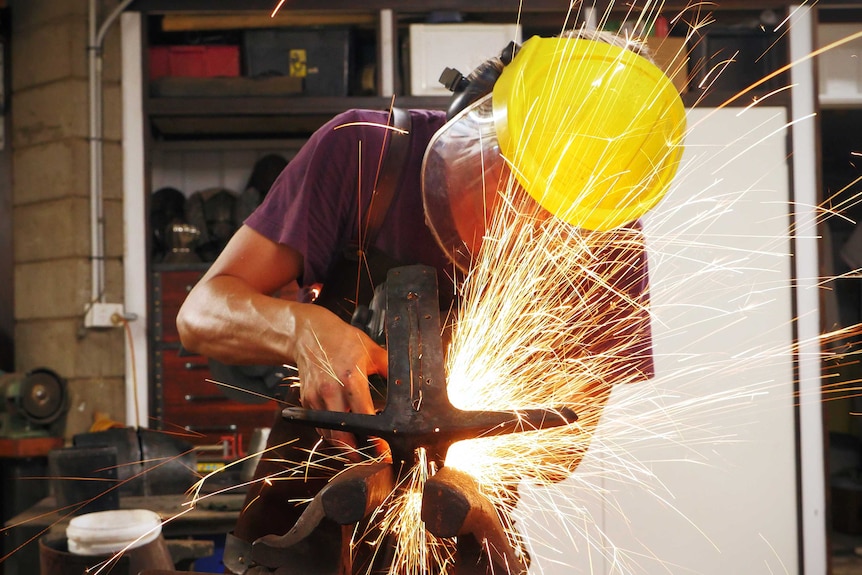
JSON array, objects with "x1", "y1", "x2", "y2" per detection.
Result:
[{"x1": 10, "y1": 0, "x2": 126, "y2": 439}]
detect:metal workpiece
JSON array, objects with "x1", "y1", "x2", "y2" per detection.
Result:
[
  {"x1": 281, "y1": 264, "x2": 577, "y2": 467},
  {"x1": 259, "y1": 265, "x2": 577, "y2": 574}
]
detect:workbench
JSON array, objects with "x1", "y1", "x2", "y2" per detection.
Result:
[
  {"x1": 0, "y1": 437, "x2": 64, "y2": 575},
  {"x1": 3, "y1": 492, "x2": 244, "y2": 574}
]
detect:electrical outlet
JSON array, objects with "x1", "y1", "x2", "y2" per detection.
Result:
[{"x1": 84, "y1": 303, "x2": 125, "y2": 328}]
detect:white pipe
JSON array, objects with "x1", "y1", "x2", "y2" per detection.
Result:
[
  {"x1": 582, "y1": 7, "x2": 599, "y2": 30},
  {"x1": 378, "y1": 9, "x2": 394, "y2": 97},
  {"x1": 789, "y1": 5, "x2": 827, "y2": 574},
  {"x1": 121, "y1": 12, "x2": 149, "y2": 429},
  {"x1": 88, "y1": 0, "x2": 101, "y2": 303},
  {"x1": 88, "y1": 0, "x2": 135, "y2": 304}
]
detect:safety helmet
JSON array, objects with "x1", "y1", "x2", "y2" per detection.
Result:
[{"x1": 422, "y1": 35, "x2": 686, "y2": 271}]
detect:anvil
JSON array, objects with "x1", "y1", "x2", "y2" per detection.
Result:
[{"x1": 251, "y1": 265, "x2": 578, "y2": 574}]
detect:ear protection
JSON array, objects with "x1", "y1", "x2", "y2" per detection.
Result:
[{"x1": 438, "y1": 41, "x2": 520, "y2": 120}]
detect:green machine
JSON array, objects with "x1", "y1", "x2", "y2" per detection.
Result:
[{"x1": 0, "y1": 368, "x2": 68, "y2": 439}]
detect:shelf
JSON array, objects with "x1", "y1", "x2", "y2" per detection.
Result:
[
  {"x1": 821, "y1": 97, "x2": 862, "y2": 109},
  {"x1": 147, "y1": 95, "x2": 449, "y2": 138},
  {"x1": 148, "y1": 95, "x2": 448, "y2": 116},
  {"x1": 138, "y1": 1, "x2": 796, "y2": 140},
  {"x1": 152, "y1": 261, "x2": 211, "y2": 272},
  {"x1": 128, "y1": 0, "x2": 799, "y2": 14},
  {"x1": 131, "y1": 0, "x2": 608, "y2": 13},
  {"x1": 146, "y1": 89, "x2": 792, "y2": 139}
]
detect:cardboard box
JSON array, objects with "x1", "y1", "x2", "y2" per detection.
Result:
[
  {"x1": 819, "y1": 23, "x2": 862, "y2": 105},
  {"x1": 645, "y1": 36, "x2": 689, "y2": 94},
  {"x1": 408, "y1": 27, "x2": 685, "y2": 97},
  {"x1": 243, "y1": 28, "x2": 352, "y2": 97},
  {"x1": 409, "y1": 23, "x2": 522, "y2": 96},
  {"x1": 149, "y1": 45, "x2": 240, "y2": 80}
]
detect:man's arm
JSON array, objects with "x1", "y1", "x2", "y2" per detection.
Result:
[{"x1": 176, "y1": 225, "x2": 388, "y2": 448}]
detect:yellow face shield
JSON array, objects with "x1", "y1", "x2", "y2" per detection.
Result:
[
  {"x1": 422, "y1": 36, "x2": 687, "y2": 271},
  {"x1": 493, "y1": 36, "x2": 687, "y2": 232},
  {"x1": 422, "y1": 94, "x2": 507, "y2": 273}
]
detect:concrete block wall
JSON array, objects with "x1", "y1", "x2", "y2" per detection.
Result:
[{"x1": 10, "y1": 0, "x2": 126, "y2": 439}]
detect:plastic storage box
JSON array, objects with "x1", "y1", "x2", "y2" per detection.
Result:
[
  {"x1": 689, "y1": 27, "x2": 783, "y2": 94},
  {"x1": 242, "y1": 28, "x2": 352, "y2": 96},
  {"x1": 408, "y1": 23, "x2": 522, "y2": 96},
  {"x1": 150, "y1": 45, "x2": 241, "y2": 80},
  {"x1": 818, "y1": 23, "x2": 862, "y2": 106}
]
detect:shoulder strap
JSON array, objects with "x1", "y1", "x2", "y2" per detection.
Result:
[
  {"x1": 318, "y1": 108, "x2": 413, "y2": 322},
  {"x1": 361, "y1": 107, "x2": 413, "y2": 251}
]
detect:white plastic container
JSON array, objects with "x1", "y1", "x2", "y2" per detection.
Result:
[
  {"x1": 409, "y1": 24, "x2": 522, "y2": 96},
  {"x1": 818, "y1": 23, "x2": 862, "y2": 106},
  {"x1": 66, "y1": 509, "x2": 163, "y2": 556}
]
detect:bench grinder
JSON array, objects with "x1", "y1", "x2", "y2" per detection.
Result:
[{"x1": 0, "y1": 368, "x2": 68, "y2": 439}]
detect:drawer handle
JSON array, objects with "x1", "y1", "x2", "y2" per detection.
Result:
[
  {"x1": 185, "y1": 424, "x2": 238, "y2": 433},
  {"x1": 184, "y1": 361, "x2": 208, "y2": 370},
  {"x1": 184, "y1": 394, "x2": 227, "y2": 403}
]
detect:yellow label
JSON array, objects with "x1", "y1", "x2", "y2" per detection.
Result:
[
  {"x1": 197, "y1": 461, "x2": 225, "y2": 473},
  {"x1": 289, "y1": 49, "x2": 307, "y2": 78}
]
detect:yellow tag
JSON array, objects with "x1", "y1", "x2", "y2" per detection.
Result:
[
  {"x1": 289, "y1": 49, "x2": 307, "y2": 78},
  {"x1": 197, "y1": 461, "x2": 225, "y2": 473}
]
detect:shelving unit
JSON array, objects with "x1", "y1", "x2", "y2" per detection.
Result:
[
  {"x1": 137, "y1": 4, "x2": 793, "y2": 137},
  {"x1": 139, "y1": 7, "x2": 565, "y2": 139},
  {"x1": 131, "y1": 0, "x2": 794, "y2": 463},
  {"x1": 136, "y1": 4, "x2": 594, "y2": 455}
]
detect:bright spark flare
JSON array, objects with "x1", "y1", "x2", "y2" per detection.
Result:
[{"x1": 357, "y1": 449, "x2": 457, "y2": 574}]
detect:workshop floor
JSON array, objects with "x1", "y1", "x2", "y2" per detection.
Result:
[{"x1": 833, "y1": 532, "x2": 862, "y2": 574}]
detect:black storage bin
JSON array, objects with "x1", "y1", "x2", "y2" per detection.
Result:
[
  {"x1": 243, "y1": 28, "x2": 352, "y2": 96},
  {"x1": 690, "y1": 27, "x2": 786, "y2": 94}
]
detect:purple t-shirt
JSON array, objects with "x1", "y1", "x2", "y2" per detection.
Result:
[
  {"x1": 246, "y1": 108, "x2": 654, "y2": 380},
  {"x1": 246, "y1": 109, "x2": 451, "y2": 288}
]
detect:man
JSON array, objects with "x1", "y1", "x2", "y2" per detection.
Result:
[{"x1": 177, "y1": 29, "x2": 684, "y2": 574}]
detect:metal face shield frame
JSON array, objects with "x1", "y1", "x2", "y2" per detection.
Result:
[{"x1": 421, "y1": 94, "x2": 509, "y2": 273}]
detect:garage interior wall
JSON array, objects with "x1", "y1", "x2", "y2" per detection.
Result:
[{"x1": 9, "y1": 0, "x2": 126, "y2": 438}]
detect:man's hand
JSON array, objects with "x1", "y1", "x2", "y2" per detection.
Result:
[
  {"x1": 177, "y1": 227, "x2": 390, "y2": 458},
  {"x1": 292, "y1": 304, "x2": 389, "y2": 455}
]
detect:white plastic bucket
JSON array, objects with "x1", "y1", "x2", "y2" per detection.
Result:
[{"x1": 65, "y1": 509, "x2": 163, "y2": 556}]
